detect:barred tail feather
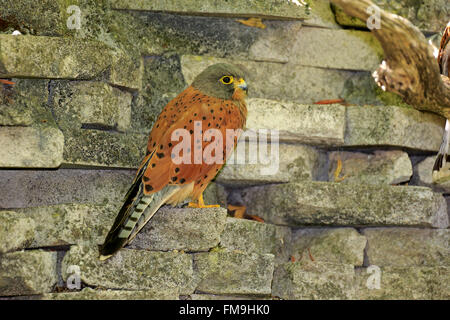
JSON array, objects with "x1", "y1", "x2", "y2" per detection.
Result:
[
  {"x1": 99, "y1": 185, "x2": 180, "y2": 260},
  {"x1": 99, "y1": 186, "x2": 151, "y2": 260},
  {"x1": 99, "y1": 152, "x2": 157, "y2": 260}
]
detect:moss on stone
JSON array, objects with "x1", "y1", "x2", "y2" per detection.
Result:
[
  {"x1": 0, "y1": 250, "x2": 57, "y2": 296},
  {"x1": 62, "y1": 129, "x2": 147, "y2": 167},
  {"x1": 131, "y1": 53, "x2": 186, "y2": 133},
  {"x1": 62, "y1": 245, "x2": 196, "y2": 294},
  {"x1": 273, "y1": 260, "x2": 355, "y2": 299},
  {"x1": 194, "y1": 251, "x2": 274, "y2": 295},
  {"x1": 241, "y1": 182, "x2": 448, "y2": 228}
]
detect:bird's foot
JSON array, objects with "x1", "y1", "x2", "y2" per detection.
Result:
[
  {"x1": 188, "y1": 193, "x2": 220, "y2": 208},
  {"x1": 227, "y1": 204, "x2": 264, "y2": 223},
  {"x1": 188, "y1": 202, "x2": 220, "y2": 208}
]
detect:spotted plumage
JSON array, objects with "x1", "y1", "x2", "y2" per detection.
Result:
[
  {"x1": 432, "y1": 22, "x2": 450, "y2": 175},
  {"x1": 100, "y1": 63, "x2": 248, "y2": 260}
]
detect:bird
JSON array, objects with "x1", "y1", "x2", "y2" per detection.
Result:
[
  {"x1": 432, "y1": 22, "x2": 450, "y2": 178},
  {"x1": 99, "y1": 63, "x2": 248, "y2": 260}
]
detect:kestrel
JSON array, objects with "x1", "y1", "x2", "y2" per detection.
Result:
[
  {"x1": 432, "y1": 22, "x2": 450, "y2": 176},
  {"x1": 99, "y1": 63, "x2": 248, "y2": 260}
]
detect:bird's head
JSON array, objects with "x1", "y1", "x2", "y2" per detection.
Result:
[{"x1": 191, "y1": 63, "x2": 248, "y2": 101}]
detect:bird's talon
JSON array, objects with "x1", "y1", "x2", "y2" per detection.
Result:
[
  {"x1": 188, "y1": 193, "x2": 220, "y2": 208},
  {"x1": 188, "y1": 202, "x2": 220, "y2": 208}
]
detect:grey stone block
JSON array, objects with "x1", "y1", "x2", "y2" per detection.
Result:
[
  {"x1": 5, "y1": 204, "x2": 117, "y2": 248},
  {"x1": 354, "y1": 266, "x2": 449, "y2": 300},
  {"x1": 0, "y1": 126, "x2": 64, "y2": 168},
  {"x1": 0, "y1": 35, "x2": 110, "y2": 79},
  {"x1": 0, "y1": 250, "x2": 57, "y2": 296},
  {"x1": 333, "y1": 0, "x2": 449, "y2": 33},
  {"x1": 62, "y1": 245, "x2": 196, "y2": 294},
  {"x1": 41, "y1": 287, "x2": 178, "y2": 300},
  {"x1": 328, "y1": 150, "x2": 412, "y2": 185},
  {"x1": 272, "y1": 261, "x2": 355, "y2": 299},
  {"x1": 345, "y1": 105, "x2": 445, "y2": 152},
  {"x1": 290, "y1": 228, "x2": 367, "y2": 266},
  {"x1": 129, "y1": 207, "x2": 228, "y2": 252},
  {"x1": 246, "y1": 99, "x2": 346, "y2": 145},
  {"x1": 253, "y1": 27, "x2": 382, "y2": 71},
  {"x1": 63, "y1": 129, "x2": 147, "y2": 168},
  {"x1": 52, "y1": 81, "x2": 132, "y2": 132},
  {"x1": 219, "y1": 217, "x2": 291, "y2": 264},
  {"x1": 109, "y1": 0, "x2": 338, "y2": 28},
  {"x1": 0, "y1": 169, "x2": 135, "y2": 209},
  {"x1": 0, "y1": 35, "x2": 142, "y2": 90},
  {"x1": 193, "y1": 251, "x2": 274, "y2": 295},
  {"x1": 217, "y1": 141, "x2": 320, "y2": 185},
  {"x1": 0, "y1": 211, "x2": 35, "y2": 253},
  {"x1": 363, "y1": 228, "x2": 449, "y2": 267},
  {"x1": 240, "y1": 182, "x2": 449, "y2": 228}
]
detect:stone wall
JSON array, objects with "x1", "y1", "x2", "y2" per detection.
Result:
[{"x1": 0, "y1": 0, "x2": 449, "y2": 300}]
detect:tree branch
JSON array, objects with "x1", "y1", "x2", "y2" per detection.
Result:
[{"x1": 330, "y1": 0, "x2": 450, "y2": 116}]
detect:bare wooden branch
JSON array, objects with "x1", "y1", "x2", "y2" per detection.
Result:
[{"x1": 330, "y1": 0, "x2": 450, "y2": 116}]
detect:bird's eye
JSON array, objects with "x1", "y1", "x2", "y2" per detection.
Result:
[{"x1": 220, "y1": 75, "x2": 233, "y2": 85}]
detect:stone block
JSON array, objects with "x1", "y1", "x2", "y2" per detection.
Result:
[
  {"x1": 193, "y1": 251, "x2": 274, "y2": 295},
  {"x1": 240, "y1": 182, "x2": 449, "y2": 228},
  {"x1": 363, "y1": 228, "x2": 449, "y2": 267},
  {"x1": 328, "y1": 150, "x2": 412, "y2": 185},
  {"x1": 0, "y1": 126, "x2": 64, "y2": 168},
  {"x1": 129, "y1": 207, "x2": 228, "y2": 252},
  {"x1": 290, "y1": 228, "x2": 367, "y2": 266},
  {"x1": 62, "y1": 245, "x2": 196, "y2": 294},
  {"x1": 0, "y1": 250, "x2": 57, "y2": 296}
]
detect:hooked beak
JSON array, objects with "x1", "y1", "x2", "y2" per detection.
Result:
[{"x1": 235, "y1": 78, "x2": 248, "y2": 93}]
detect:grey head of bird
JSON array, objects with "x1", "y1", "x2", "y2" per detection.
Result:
[{"x1": 191, "y1": 63, "x2": 248, "y2": 100}]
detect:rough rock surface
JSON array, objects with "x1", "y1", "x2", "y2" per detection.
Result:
[
  {"x1": 328, "y1": 150, "x2": 412, "y2": 185},
  {"x1": 363, "y1": 228, "x2": 449, "y2": 267},
  {"x1": 217, "y1": 142, "x2": 320, "y2": 185},
  {"x1": 273, "y1": 261, "x2": 355, "y2": 300},
  {"x1": 62, "y1": 245, "x2": 196, "y2": 295},
  {"x1": 220, "y1": 217, "x2": 291, "y2": 264},
  {"x1": 345, "y1": 105, "x2": 445, "y2": 152},
  {"x1": 42, "y1": 287, "x2": 178, "y2": 300},
  {"x1": 194, "y1": 251, "x2": 275, "y2": 295},
  {"x1": 240, "y1": 182, "x2": 449, "y2": 228},
  {"x1": 355, "y1": 266, "x2": 449, "y2": 300},
  {"x1": 290, "y1": 228, "x2": 367, "y2": 266},
  {"x1": 246, "y1": 99, "x2": 346, "y2": 145},
  {"x1": 0, "y1": 126, "x2": 64, "y2": 168},
  {"x1": 0, "y1": 250, "x2": 57, "y2": 296},
  {"x1": 129, "y1": 207, "x2": 228, "y2": 252},
  {"x1": 0, "y1": 211, "x2": 35, "y2": 253}
]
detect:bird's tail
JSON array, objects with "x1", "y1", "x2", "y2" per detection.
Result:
[
  {"x1": 99, "y1": 155, "x2": 179, "y2": 260},
  {"x1": 432, "y1": 119, "x2": 450, "y2": 178}
]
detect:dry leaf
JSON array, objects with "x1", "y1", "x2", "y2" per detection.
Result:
[{"x1": 236, "y1": 17, "x2": 266, "y2": 29}]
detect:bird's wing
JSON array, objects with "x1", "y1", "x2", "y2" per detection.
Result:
[{"x1": 438, "y1": 22, "x2": 450, "y2": 76}]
